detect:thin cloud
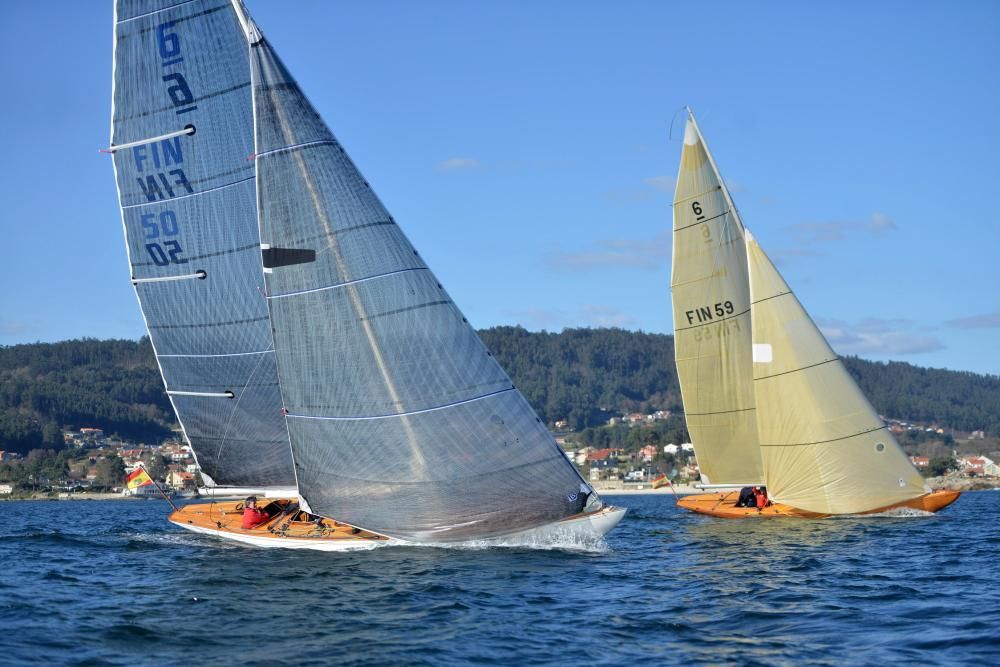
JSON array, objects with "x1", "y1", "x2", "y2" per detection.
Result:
[
  {"x1": 818, "y1": 317, "x2": 945, "y2": 356},
  {"x1": 510, "y1": 305, "x2": 635, "y2": 330},
  {"x1": 546, "y1": 231, "x2": 671, "y2": 272},
  {"x1": 437, "y1": 157, "x2": 479, "y2": 172},
  {"x1": 775, "y1": 212, "x2": 897, "y2": 263},
  {"x1": 643, "y1": 175, "x2": 675, "y2": 193},
  {"x1": 945, "y1": 311, "x2": 1000, "y2": 329},
  {"x1": 790, "y1": 212, "x2": 897, "y2": 244},
  {"x1": 0, "y1": 319, "x2": 36, "y2": 337}
]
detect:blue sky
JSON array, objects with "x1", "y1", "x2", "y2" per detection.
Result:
[{"x1": 1, "y1": 1, "x2": 998, "y2": 375}]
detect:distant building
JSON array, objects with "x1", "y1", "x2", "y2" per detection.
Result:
[
  {"x1": 970, "y1": 430, "x2": 986, "y2": 440},
  {"x1": 554, "y1": 419, "x2": 569, "y2": 430},
  {"x1": 640, "y1": 445, "x2": 658, "y2": 462},
  {"x1": 910, "y1": 456, "x2": 929, "y2": 469},
  {"x1": 681, "y1": 443, "x2": 695, "y2": 452},
  {"x1": 0, "y1": 484, "x2": 12, "y2": 495},
  {"x1": 663, "y1": 444, "x2": 679, "y2": 455}
]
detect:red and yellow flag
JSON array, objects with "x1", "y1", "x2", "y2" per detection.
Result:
[
  {"x1": 126, "y1": 467, "x2": 153, "y2": 489},
  {"x1": 651, "y1": 474, "x2": 670, "y2": 489}
]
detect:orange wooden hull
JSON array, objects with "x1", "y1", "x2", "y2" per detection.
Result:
[
  {"x1": 168, "y1": 499, "x2": 390, "y2": 545},
  {"x1": 676, "y1": 489, "x2": 960, "y2": 519}
]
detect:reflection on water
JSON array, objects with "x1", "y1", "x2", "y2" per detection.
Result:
[{"x1": 0, "y1": 494, "x2": 996, "y2": 666}]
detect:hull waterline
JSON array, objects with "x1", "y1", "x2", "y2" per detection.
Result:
[{"x1": 169, "y1": 500, "x2": 626, "y2": 551}]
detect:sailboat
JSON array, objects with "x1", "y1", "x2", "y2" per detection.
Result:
[
  {"x1": 669, "y1": 110, "x2": 959, "y2": 518},
  {"x1": 108, "y1": 0, "x2": 624, "y2": 549}
]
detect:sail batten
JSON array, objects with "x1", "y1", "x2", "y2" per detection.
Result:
[{"x1": 671, "y1": 111, "x2": 764, "y2": 485}]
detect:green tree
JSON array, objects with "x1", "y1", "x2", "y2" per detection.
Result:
[
  {"x1": 94, "y1": 455, "x2": 125, "y2": 489},
  {"x1": 926, "y1": 456, "x2": 958, "y2": 477}
]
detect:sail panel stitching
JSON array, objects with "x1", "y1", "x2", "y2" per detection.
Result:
[
  {"x1": 674, "y1": 209, "x2": 730, "y2": 232},
  {"x1": 686, "y1": 407, "x2": 757, "y2": 417},
  {"x1": 673, "y1": 185, "x2": 723, "y2": 205},
  {"x1": 760, "y1": 425, "x2": 887, "y2": 448},
  {"x1": 755, "y1": 357, "x2": 839, "y2": 381},
  {"x1": 267, "y1": 267, "x2": 429, "y2": 300},
  {"x1": 256, "y1": 140, "x2": 337, "y2": 159},
  {"x1": 752, "y1": 291, "x2": 793, "y2": 305},
  {"x1": 121, "y1": 175, "x2": 255, "y2": 209},
  {"x1": 285, "y1": 387, "x2": 516, "y2": 422},
  {"x1": 158, "y1": 350, "x2": 273, "y2": 359}
]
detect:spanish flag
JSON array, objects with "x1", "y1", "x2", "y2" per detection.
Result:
[
  {"x1": 126, "y1": 467, "x2": 153, "y2": 489},
  {"x1": 651, "y1": 473, "x2": 670, "y2": 489}
]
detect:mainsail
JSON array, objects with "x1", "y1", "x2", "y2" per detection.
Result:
[
  {"x1": 231, "y1": 6, "x2": 594, "y2": 541},
  {"x1": 110, "y1": 0, "x2": 295, "y2": 488},
  {"x1": 671, "y1": 113, "x2": 764, "y2": 485},
  {"x1": 745, "y1": 231, "x2": 928, "y2": 513}
]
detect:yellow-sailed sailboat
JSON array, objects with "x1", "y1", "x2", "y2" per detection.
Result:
[{"x1": 670, "y1": 110, "x2": 959, "y2": 518}]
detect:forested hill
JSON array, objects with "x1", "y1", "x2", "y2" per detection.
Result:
[
  {"x1": 1, "y1": 330, "x2": 998, "y2": 454},
  {"x1": 0, "y1": 338, "x2": 173, "y2": 454},
  {"x1": 479, "y1": 327, "x2": 1000, "y2": 435}
]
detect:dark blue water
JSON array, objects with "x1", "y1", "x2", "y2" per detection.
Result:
[{"x1": 2, "y1": 492, "x2": 997, "y2": 666}]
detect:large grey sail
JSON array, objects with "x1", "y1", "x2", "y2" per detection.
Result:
[
  {"x1": 110, "y1": 0, "x2": 294, "y2": 487},
  {"x1": 245, "y1": 25, "x2": 592, "y2": 541}
]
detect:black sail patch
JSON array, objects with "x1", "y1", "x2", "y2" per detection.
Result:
[{"x1": 262, "y1": 247, "x2": 316, "y2": 269}]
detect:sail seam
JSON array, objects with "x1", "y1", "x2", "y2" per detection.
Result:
[
  {"x1": 116, "y1": 0, "x2": 201, "y2": 24},
  {"x1": 673, "y1": 185, "x2": 723, "y2": 205},
  {"x1": 256, "y1": 140, "x2": 337, "y2": 159},
  {"x1": 674, "y1": 210, "x2": 729, "y2": 232},
  {"x1": 267, "y1": 267, "x2": 429, "y2": 300},
  {"x1": 285, "y1": 387, "x2": 516, "y2": 421},
  {"x1": 751, "y1": 291, "x2": 793, "y2": 305},
  {"x1": 113, "y1": 82, "x2": 251, "y2": 123},
  {"x1": 686, "y1": 407, "x2": 756, "y2": 416},
  {"x1": 755, "y1": 357, "x2": 839, "y2": 381},
  {"x1": 285, "y1": 220, "x2": 396, "y2": 247},
  {"x1": 158, "y1": 350, "x2": 273, "y2": 359},
  {"x1": 674, "y1": 307, "x2": 750, "y2": 332},
  {"x1": 149, "y1": 315, "x2": 269, "y2": 330},
  {"x1": 760, "y1": 425, "x2": 887, "y2": 447},
  {"x1": 360, "y1": 300, "x2": 451, "y2": 322},
  {"x1": 122, "y1": 174, "x2": 255, "y2": 209}
]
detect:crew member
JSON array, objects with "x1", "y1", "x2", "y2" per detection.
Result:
[
  {"x1": 753, "y1": 486, "x2": 769, "y2": 509},
  {"x1": 241, "y1": 496, "x2": 271, "y2": 529}
]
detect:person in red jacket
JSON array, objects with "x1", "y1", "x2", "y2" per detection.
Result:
[
  {"x1": 753, "y1": 486, "x2": 769, "y2": 509},
  {"x1": 241, "y1": 496, "x2": 271, "y2": 529}
]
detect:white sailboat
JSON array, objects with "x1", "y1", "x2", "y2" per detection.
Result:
[
  {"x1": 670, "y1": 110, "x2": 959, "y2": 518},
  {"x1": 108, "y1": 0, "x2": 624, "y2": 548}
]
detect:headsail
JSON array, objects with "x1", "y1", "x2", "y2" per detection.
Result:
[
  {"x1": 745, "y1": 231, "x2": 928, "y2": 513},
  {"x1": 670, "y1": 112, "x2": 764, "y2": 485},
  {"x1": 238, "y1": 10, "x2": 594, "y2": 541},
  {"x1": 110, "y1": 0, "x2": 295, "y2": 488}
]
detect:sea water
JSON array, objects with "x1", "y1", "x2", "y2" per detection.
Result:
[{"x1": 1, "y1": 492, "x2": 997, "y2": 665}]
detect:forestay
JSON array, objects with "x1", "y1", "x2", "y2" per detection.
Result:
[
  {"x1": 745, "y1": 231, "x2": 928, "y2": 514},
  {"x1": 110, "y1": 0, "x2": 294, "y2": 488},
  {"x1": 671, "y1": 114, "x2": 764, "y2": 485},
  {"x1": 241, "y1": 11, "x2": 594, "y2": 541}
]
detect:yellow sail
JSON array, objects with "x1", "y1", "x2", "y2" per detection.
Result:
[
  {"x1": 745, "y1": 231, "x2": 928, "y2": 513},
  {"x1": 671, "y1": 113, "x2": 763, "y2": 485}
]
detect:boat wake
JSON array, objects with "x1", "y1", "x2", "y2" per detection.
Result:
[
  {"x1": 829, "y1": 507, "x2": 935, "y2": 519},
  {"x1": 408, "y1": 532, "x2": 610, "y2": 554}
]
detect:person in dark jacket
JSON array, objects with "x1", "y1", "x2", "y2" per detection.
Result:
[{"x1": 737, "y1": 486, "x2": 755, "y2": 507}]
